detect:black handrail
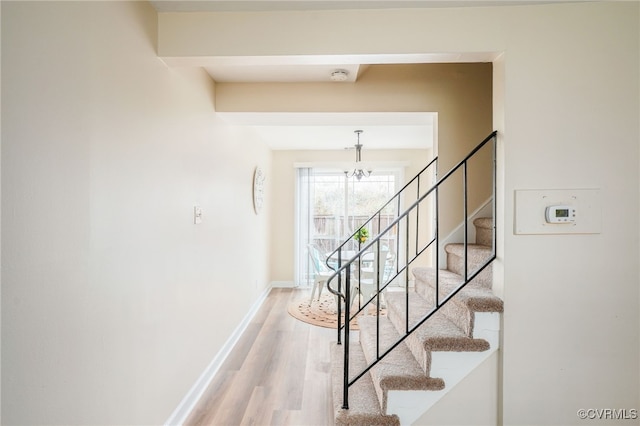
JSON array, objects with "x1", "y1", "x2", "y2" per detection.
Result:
[{"x1": 325, "y1": 131, "x2": 498, "y2": 410}]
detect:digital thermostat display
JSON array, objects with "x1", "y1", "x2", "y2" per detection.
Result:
[{"x1": 545, "y1": 205, "x2": 576, "y2": 223}]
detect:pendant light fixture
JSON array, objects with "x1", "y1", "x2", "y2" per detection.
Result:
[{"x1": 346, "y1": 130, "x2": 372, "y2": 180}]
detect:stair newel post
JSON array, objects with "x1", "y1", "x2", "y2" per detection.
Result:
[{"x1": 342, "y1": 263, "x2": 351, "y2": 410}]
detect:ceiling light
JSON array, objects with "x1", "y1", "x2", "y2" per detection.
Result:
[
  {"x1": 330, "y1": 70, "x2": 349, "y2": 82},
  {"x1": 345, "y1": 130, "x2": 372, "y2": 181}
]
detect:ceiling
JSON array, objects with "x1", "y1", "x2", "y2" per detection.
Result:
[{"x1": 150, "y1": 0, "x2": 537, "y2": 150}]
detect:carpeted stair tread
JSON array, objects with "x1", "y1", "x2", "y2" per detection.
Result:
[
  {"x1": 412, "y1": 266, "x2": 502, "y2": 336},
  {"x1": 413, "y1": 267, "x2": 504, "y2": 313},
  {"x1": 445, "y1": 243, "x2": 493, "y2": 260},
  {"x1": 444, "y1": 243, "x2": 492, "y2": 251},
  {"x1": 385, "y1": 291, "x2": 490, "y2": 351},
  {"x1": 444, "y1": 243, "x2": 493, "y2": 286},
  {"x1": 358, "y1": 315, "x2": 445, "y2": 412},
  {"x1": 473, "y1": 217, "x2": 493, "y2": 230},
  {"x1": 331, "y1": 342, "x2": 400, "y2": 426},
  {"x1": 473, "y1": 217, "x2": 494, "y2": 247},
  {"x1": 385, "y1": 291, "x2": 490, "y2": 374}
]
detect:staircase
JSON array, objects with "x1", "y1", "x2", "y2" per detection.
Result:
[
  {"x1": 330, "y1": 218, "x2": 503, "y2": 425},
  {"x1": 325, "y1": 131, "x2": 502, "y2": 425}
]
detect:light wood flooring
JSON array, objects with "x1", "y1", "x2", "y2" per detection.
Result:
[{"x1": 184, "y1": 287, "x2": 339, "y2": 426}]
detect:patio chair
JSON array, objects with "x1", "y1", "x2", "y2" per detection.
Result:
[
  {"x1": 351, "y1": 249, "x2": 394, "y2": 308},
  {"x1": 307, "y1": 244, "x2": 340, "y2": 305}
]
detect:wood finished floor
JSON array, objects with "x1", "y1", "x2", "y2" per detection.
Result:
[{"x1": 185, "y1": 288, "x2": 339, "y2": 426}]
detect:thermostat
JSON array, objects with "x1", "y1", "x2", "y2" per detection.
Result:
[{"x1": 545, "y1": 205, "x2": 576, "y2": 223}]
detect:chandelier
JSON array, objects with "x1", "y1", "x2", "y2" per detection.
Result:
[{"x1": 345, "y1": 130, "x2": 372, "y2": 181}]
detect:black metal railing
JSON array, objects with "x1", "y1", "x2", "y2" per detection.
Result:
[
  {"x1": 326, "y1": 156, "x2": 438, "y2": 267},
  {"x1": 324, "y1": 156, "x2": 438, "y2": 338},
  {"x1": 325, "y1": 131, "x2": 498, "y2": 410}
]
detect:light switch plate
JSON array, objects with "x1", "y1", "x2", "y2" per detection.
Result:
[
  {"x1": 194, "y1": 206, "x2": 202, "y2": 224},
  {"x1": 514, "y1": 188, "x2": 601, "y2": 235}
]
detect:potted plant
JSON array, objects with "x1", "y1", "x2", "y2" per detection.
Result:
[{"x1": 354, "y1": 227, "x2": 369, "y2": 244}]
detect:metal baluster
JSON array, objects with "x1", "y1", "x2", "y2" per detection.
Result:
[
  {"x1": 376, "y1": 241, "x2": 381, "y2": 359},
  {"x1": 342, "y1": 264, "x2": 351, "y2": 409},
  {"x1": 463, "y1": 161, "x2": 468, "y2": 281},
  {"x1": 405, "y1": 215, "x2": 410, "y2": 334},
  {"x1": 492, "y1": 135, "x2": 497, "y2": 257},
  {"x1": 416, "y1": 176, "x2": 420, "y2": 260},
  {"x1": 435, "y1": 184, "x2": 439, "y2": 308},
  {"x1": 337, "y1": 249, "x2": 342, "y2": 345}
]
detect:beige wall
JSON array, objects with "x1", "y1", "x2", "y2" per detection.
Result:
[
  {"x1": 2, "y1": 2, "x2": 272, "y2": 424},
  {"x1": 218, "y1": 63, "x2": 494, "y2": 239},
  {"x1": 159, "y1": 3, "x2": 640, "y2": 426},
  {"x1": 270, "y1": 148, "x2": 432, "y2": 283},
  {"x1": 1, "y1": 1, "x2": 637, "y2": 425}
]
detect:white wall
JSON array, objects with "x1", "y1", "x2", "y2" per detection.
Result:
[
  {"x1": 1, "y1": 2, "x2": 271, "y2": 424},
  {"x1": 156, "y1": 2, "x2": 640, "y2": 425},
  {"x1": 498, "y1": 4, "x2": 639, "y2": 424}
]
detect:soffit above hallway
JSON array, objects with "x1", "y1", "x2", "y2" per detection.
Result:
[
  {"x1": 153, "y1": 1, "x2": 502, "y2": 84},
  {"x1": 176, "y1": 53, "x2": 495, "y2": 83},
  {"x1": 217, "y1": 112, "x2": 435, "y2": 150},
  {"x1": 151, "y1": 1, "x2": 503, "y2": 150},
  {"x1": 153, "y1": 0, "x2": 583, "y2": 83}
]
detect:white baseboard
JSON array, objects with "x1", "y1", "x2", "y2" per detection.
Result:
[
  {"x1": 165, "y1": 285, "x2": 272, "y2": 426},
  {"x1": 271, "y1": 280, "x2": 295, "y2": 288}
]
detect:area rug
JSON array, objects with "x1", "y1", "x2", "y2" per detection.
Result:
[{"x1": 287, "y1": 291, "x2": 386, "y2": 330}]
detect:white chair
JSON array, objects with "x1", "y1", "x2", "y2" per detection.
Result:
[
  {"x1": 307, "y1": 244, "x2": 338, "y2": 305},
  {"x1": 351, "y1": 249, "x2": 393, "y2": 308},
  {"x1": 308, "y1": 244, "x2": 357, "y2": 308}
]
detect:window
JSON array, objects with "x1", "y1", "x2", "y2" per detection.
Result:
[{"x1": 295, "y1": 168, "x2": 400, "y2": 287}]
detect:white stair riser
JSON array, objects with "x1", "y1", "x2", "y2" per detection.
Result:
[{"x1": 386, "y1": 312, "x2": 500, "y2": 423}]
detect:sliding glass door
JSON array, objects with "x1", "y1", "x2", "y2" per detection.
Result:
[{"x1": 295, "y1": 168, "x2": 400, "y2": 287}]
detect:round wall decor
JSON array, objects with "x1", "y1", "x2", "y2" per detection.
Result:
[{"x1": 253, "y1": 167, "x2": 265, "y2": 214}]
